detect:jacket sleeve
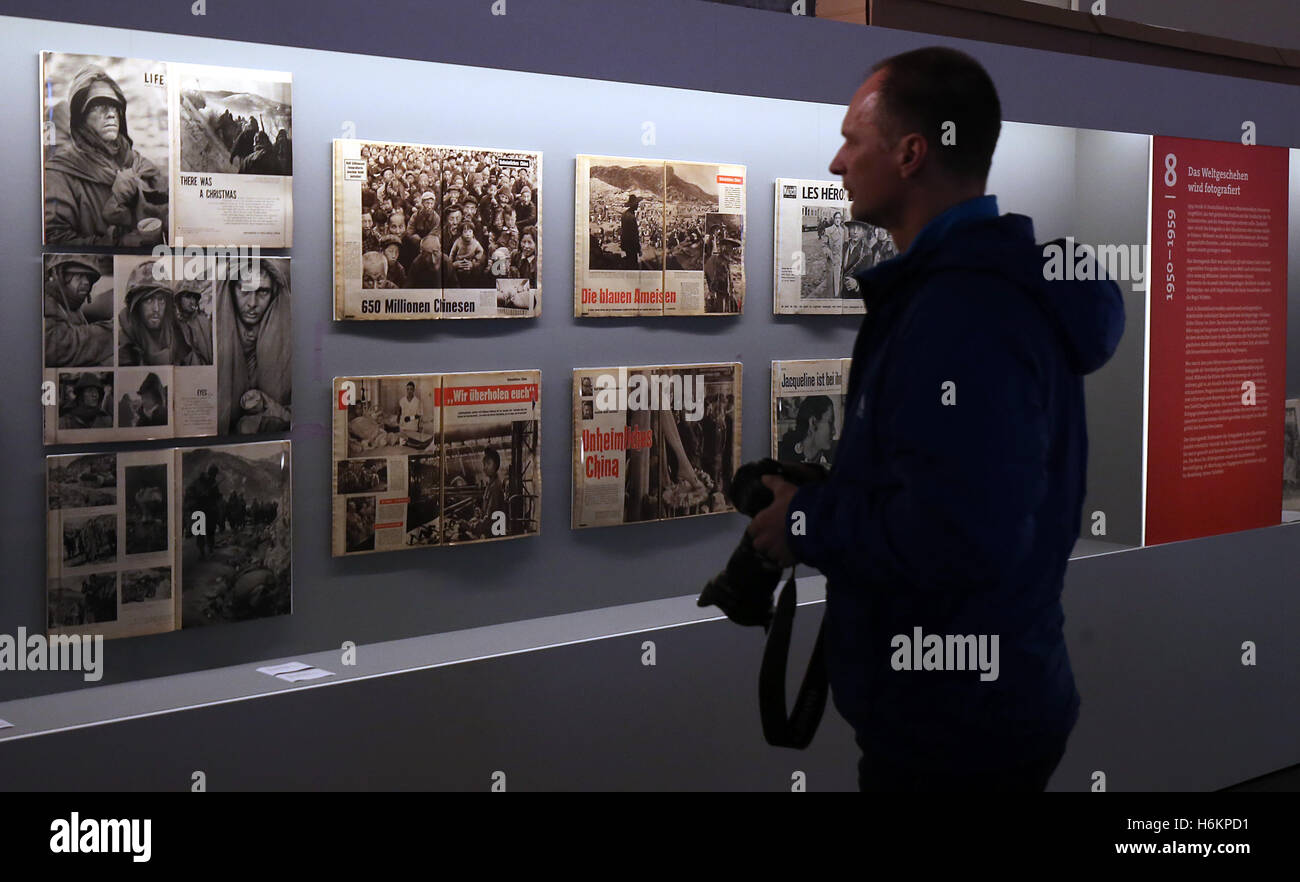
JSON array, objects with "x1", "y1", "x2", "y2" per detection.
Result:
[
  {"x1": 786, "y1": 278, "x2": 1051, "y2": 593},
  {"x1": 45, "y1": 317, "x2": 113, "y2": 367}
]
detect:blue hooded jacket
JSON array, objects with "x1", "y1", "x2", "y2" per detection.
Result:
[{"x1": 786, "y1": 196, "x2": 1125, "y2": 772}]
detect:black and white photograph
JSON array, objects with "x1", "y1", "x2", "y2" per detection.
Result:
[
  {"x1": 43, "y1": 254, "x2": 114, "y2": 369},
  {"x1": 775, "y1": 392, "x2": 843, "y2": 466},
  {"x1": 117, "y1": 370, "x2": 170, "y2": 429},
  {"x1": 345, "y1": 496, "x2": 377, "y2": 553},
  {"x1": 62, "y1": 512, "x2": 117, "y2": 568},
  {"x1": 337, "y1": 458, "x2": 389, "y2": 495},
  {"x1": 771, "y1": 359, "x2": 850, "y2": 469},
  {"x1": 658, "y1": 367, "x2": 739, "y2": 518},
  {"x1": 116, "y1": 256, "x2": 189, "y2": 367},
  {"x1": 357, "y1": 142, "x2": 445, "y2": 291},
  {"x1": 40, "y1": 52, "x2": 170, "y2": 248},
  {"x1": 47, "y1": 573, "x2": 117, "y2": 629},
  {"x1": 121, "y1": 566, "x2": 172, "y2": 604},
  {"x1": 214, "y1": 257, "x2": 292, "y2": 435},
  {"x1": 405, "y1": 455, "x2": 442, "y2": 548},
  {"x1": 586, "y1": 160, "x2": 663, "y2": 272},
  {"x1": 842, "y1": 220, "x2": 897, "y2": 291},
  {"x1": 799, "y1": 206, "x2": 850, "y2": 300},
  {"x1": 173, "y1": 269, "x2": 215, "y2": 367},
  {"x1": 47, "y1": 453, "x2": 117, "y2": 510},
  {"x1": 56, "y1": 371, "x2": 114, "y2": 430},
  {"x1": 342, "y1": 376, "x2": 439, "y2": 456},
  {"x1": 703, "y1": 212, "x2": 744, "y2": 314},
  {"x1": 123, "y1": 464, "x2": 169, "y2": 555},
  {"x1": 179, "y1": 74, "x2": 292, "y2": 176},
  {"x1": 664, "y1": 162, "x2": 719, "y2": 272},
  {"x1": 441, "y1": 372, "x2": 541, "y2": 544},
  {"x1": 774, "y1": 177, "x2": 894, "y2": 314},
  {"x1": 440, "y1": 147, "x2": 539, "y2": 293},
  {"x1": 442, "y1": 422, "x2": 539, "y2": 542},
  {"x1": 180, "y1": 442, "x2": 292, "y2": 628},
  {"x1": 339, "y1": 140, "x2": 539, "y2": 319}
]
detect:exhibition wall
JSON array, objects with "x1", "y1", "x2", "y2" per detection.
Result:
[
  {"x1": 0, "y1": 0, "x2": 1296, "y2": 790},
  {"x1": 2, "y1": 13, "x2": 1155, "y2": 700}
]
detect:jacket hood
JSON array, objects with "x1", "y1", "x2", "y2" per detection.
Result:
[
  {"x1": 858, "y1": 213, "x2": 1125, "y2": 376},
  {"x1": 68, "y1": 65, "x2": 130, "y2": 142}
]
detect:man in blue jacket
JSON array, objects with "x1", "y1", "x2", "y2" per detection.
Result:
[{"x1": 749, "y1": 47, "x2": 1125, "y2": 791}]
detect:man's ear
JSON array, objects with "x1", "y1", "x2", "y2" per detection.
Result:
[{"x1": 897, "y1": 132, "x2": 928, "y2": 180}]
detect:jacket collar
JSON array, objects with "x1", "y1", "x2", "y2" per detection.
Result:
[{"x1": 854, "y1": 195, "x2": 999, "y2": 311}]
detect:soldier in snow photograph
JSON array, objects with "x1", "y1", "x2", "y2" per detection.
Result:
[
  {"x1": 118, "y1": 371, "x2": 169, "y2": 429},
  {"x1": 180, "y1": 75, "x2": 292, "y2": 176},
  {"x1": 58, "y1": 372, "x2": 113, "y2": 430},
  {"x1": 118, "y1": 260, "x2": 190, "y2": 367},
  {"x1": 44, "y1": 254, "x2": 113, "y2": 368},
  {"x1": 42, "y1": 54, "x2": 169, "y2": 247},
  {"x1": 216, "y1": 258, "x2": 292, "y2": 434},
  {"x1": 174, "y1": 278, "x2": 214, "y2": 365}
]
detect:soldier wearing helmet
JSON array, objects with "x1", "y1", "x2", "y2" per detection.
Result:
[
  {"x1": 118, "y1": 259, "x2": 190, "y2": 366},
  {"x1": 43, "y1": 64, "x2": 168, "y2": 246},
  {"x1": 44, "y1": 254, "x2": 113, "y2": 367},
  {"x1": 59, "y1": 373, "x2": 112, "y2": 429}
]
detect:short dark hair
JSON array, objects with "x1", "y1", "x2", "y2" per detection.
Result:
[
  {"x1": 869, "y1": 47, "x2": 1001, "y2": 182},
  {"x1": 482, "y1": 446, "x2": 500, "y2": 469}
]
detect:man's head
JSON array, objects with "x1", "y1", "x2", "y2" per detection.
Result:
[
  {"x1": 134, "y1": 289, "x2": 168, "y2": 331},
  {"x1": 405, "y1": 381, "x2": 416, "y2": 399},
  {"x1": 176, "y1": 287, "x2": 202, "y2": 318},
  {"x1": 83, "y1": 93, "x2": 122, "y2": 145},
  {"x1": 830, "y1": 47, "x2": 1000, "y2": 233},
  {"x1": 74, "y1": 373, "x2": 104, "y2": 408},
  {"x1": 362, "y1": 251, "x2": 387, "y2": 288},
  {"x1": 482, "y1": 446, "x2": 500, "y2": 479},
  {"x1": 233, "y1": 263, "x2": 278, "y2": 329},
  {"x1": 51, "y1": 257, "x2": 102, "y2": 310}
]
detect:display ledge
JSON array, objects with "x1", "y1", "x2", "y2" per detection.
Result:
[
  {"x1": 0, "y1": 579, "x2": 829, "y2": 743},
  {"x1": 0, "y1": 537, "x2": 1137, "y2": 740}
]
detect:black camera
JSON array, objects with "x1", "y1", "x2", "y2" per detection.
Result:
[{"x1": 697, "y1": 458, "x2": 827, "y2": 628}]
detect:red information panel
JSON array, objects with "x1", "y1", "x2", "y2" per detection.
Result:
[{"x1": 1146, "y1": 136, "x2": 1289, "y2": 545}]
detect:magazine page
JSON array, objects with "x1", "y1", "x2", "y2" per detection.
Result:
[
  {"x1": 43, "y1": 254, "x2": 179, "y2": 444},
  {"x1": 331, "y1": 374, "x2": 443, "y2": 556},
  {"x1": 440, "y1": 370, "x2": 541, "y2": 545},
  {"x1": 439, "y1": 145, "x2": 541, "y2": 319},
  {"x1": 575, "y1": 155, "x2": 665, "y2": 317},
  {"x1": 46, "y1": 449, "x2": 179, "y2": 640},
  {"x1": 177, "y1": 440, "x2": 292, "y2": 628},
  {"x1": 211, "y1": 255, "x2": 292, "y2": 437},
  {"x1": 572, "y1": 363, "x2": 740, "y2": 528},
  {"x1": 772, "y1": 178, "x2": 895, "y2": 315},
  {"x1": 773, "y1": 179, "x2": 849, "y2": 315},
  {"x1": 771, "y1": 358, "x2": 850, "y2": 468},
  {"x1": 333, "y1": 140, "x2": 540, "y2": 320},
  {"x1": 662, "y1": 161, "x2": 746, "y2": 316},
  {"x1": 571, "y1": 367, "x2": 659, "y2": 529},
  {"x1": 651, "y1": 363, "x2": 741, "y2": 519},
  {"x1": 40, "y1": 51, "x2": 171, "y2": 250},
  {"x1": 170, "y1": 63, "x2": 293, "y2": 247}
]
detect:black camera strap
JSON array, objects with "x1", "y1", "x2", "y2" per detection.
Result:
[{"x1": 759, "y1": 568, "x2": 828, "y2": 750}]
